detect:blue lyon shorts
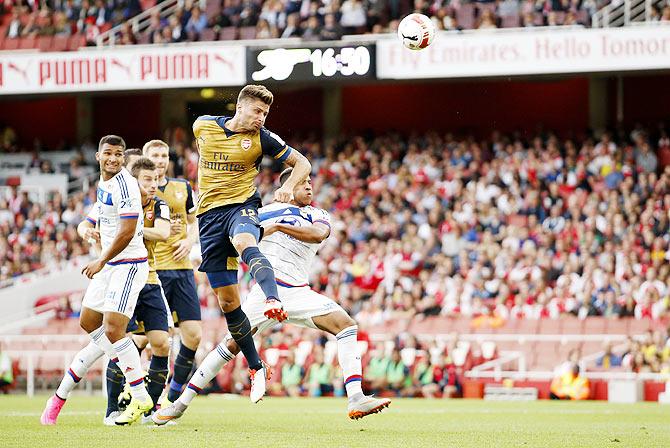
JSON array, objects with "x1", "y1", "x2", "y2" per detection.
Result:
[
  {"x1": 197, "y1": 194, "x2": 263, "y2": 287},
  {"x1": 157, "y1": 269, "x2": 201, "y2": 324},
  {"x1": 126, "y1": 283, "x2": 169, "y2": 333}
]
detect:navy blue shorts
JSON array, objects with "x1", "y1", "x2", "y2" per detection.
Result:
[
  {"x1": 126, "y1": 284, "x2": 169, "y2": 334},
  {"x1": 157, "y1": 269, "x2": 201, "y2": 324},
  {"x1": 197, "y1": 194, "x2": 263, "y2": 288}
]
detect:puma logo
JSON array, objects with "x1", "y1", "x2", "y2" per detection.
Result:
[{"x1": 402, "y1": 33, "x2": 419, "y2": 42}]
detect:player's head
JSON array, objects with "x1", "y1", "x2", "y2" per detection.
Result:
[
  {"x1": 234, "y1": 85, "x2": 274, "y2": 132},
  {"x1": 130, "y1": 157, "x2": 158, "y2": 197},
  {"x1": 124, "y1": 148, "x2": 142, "y2": 170},
  {"x1": 96, "y1": 135, "x2": 126, "y2": 179},
  {"x1": 142, "y1": 139, "x2": 170, "y2": 178},
  {"x1": 280, "y1": 167, "x2": 312, "y2": 207}
]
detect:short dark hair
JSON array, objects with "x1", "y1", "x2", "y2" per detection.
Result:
[
  {"x1": 124, "y1": 148, "x2": 142, "y2": 166},
  {"x1": 130, "y1": 157, "x2": 157, "y2": 178},
  {"x1": 99, "y1": 135, "x2": 126, "y2": 150},
  {"x1": 279, "y1": 168, "x2": 293, "y2": 186}
]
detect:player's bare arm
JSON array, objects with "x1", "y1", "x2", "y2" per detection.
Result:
[
  {"x1": 263, "y1": 222, "x2": 330, "y2": 244},
  {"x1": 172, "y1": 212, "x2": 197, "y2": 261},
  {"x1": 82, "y1": 217, "x2": 138, "y2": 279},
  {"x1": 143, "y1": 216, "x2": 170, "y2": 241},
  {"x1": 274, "y1": 150, "x2": 311, "y2": 203}
]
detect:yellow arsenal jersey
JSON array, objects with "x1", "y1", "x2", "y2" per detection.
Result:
[
  {"x1": 155, "y1": 178, "x2": 196, "y2": 270},
  {"x1": 193, "y1": 115, "x2": 292, "y2": 216},
  {"x1": 142, "y1": 196, "x2": 170, "y2": 284}
]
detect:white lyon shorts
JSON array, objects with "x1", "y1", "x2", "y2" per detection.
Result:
[
  {"x1": 81, "y1": 262, "x2": 149, "y2": 318},
  {"x1": 243, "y1": 283, "x2": 345, "y2": 334}
]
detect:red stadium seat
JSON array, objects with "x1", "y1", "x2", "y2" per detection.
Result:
[
  {"x1": 200, "y1": 28, "x2": 218, "y2": 42},
  {"x1": 556, "y1": 341, "x2": 581, "y2": 358},
  {"x1": 238, "y1": 26, "x2": 256, "y2": 40},
  {"x1": 51, "y1": 34, "x2": 69, "y2": 52},
  {"x1": 68, "y1": 34, "x2": 86, "y2": 51},
  {"x1": 0, "y1": 28, "x2": 6, "y2": 49},
  {"x1": 606, "y1": 319, "x2": 629, "y2": 335},
  {"x1": 515, "y1": 319, "x2": 539, "y2": 334},
  {"x1": 501, "y1": 15, "x2": 520, "y2": 28},
  {"x1": 628, "y1": 319, "x2": 652, "y2": 335},
  {"x1": 219, "y1": 27, "x2": 237, "y2": 40},
  {"x1": 561, "y1": 319, "x2": 583, "y2": 335},
  {"x1": 18, "y1": 35, "x2": 37, "y2": 50},
  {"x1": 37, "y1": 35, "x2": 52, "y2": 52},
  {"x1": 537, "y1": 319, "x2": 561, "y2": 334},
  {"x1": 583, "y1": 317, "x2": 607, "y2": 334}
]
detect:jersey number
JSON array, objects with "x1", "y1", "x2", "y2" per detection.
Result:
[{"x1": 240, "y1": 209, "x2": 256, "y2": 217}]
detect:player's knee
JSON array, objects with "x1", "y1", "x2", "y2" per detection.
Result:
[
  {"x1": 179, "y1": 321, "x2": 202, "y2": 349},
  {"x1": 232, "y1": 232, "x2": 257, "y2": 254},
  {"x1": 150, "y1": 334, "x2": 170, "y2": 357},
  {"x1": 184, "y1": 330, "x2": 201, "y2": 350},
  {"x1": 104, "y1": 324, "x2": 125, "y2": 343},
  {"x1": 217, "y1": 294, "x2": 237, "y2": 311},
  {"x1": 80, "y1": 319, "x2": 98, "y2": 333}
]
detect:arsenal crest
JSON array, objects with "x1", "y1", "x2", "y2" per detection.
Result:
[
  {"x1": 241, "y1": 138, "x2": 252, "y2": 151},
  {"x1": 146, "y1": 211, "x2": 154, "y2": 220}
]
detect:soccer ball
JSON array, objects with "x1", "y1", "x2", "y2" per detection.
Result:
[{"x1": 398, "y1": 13, "x2": 436, "y2": 51}]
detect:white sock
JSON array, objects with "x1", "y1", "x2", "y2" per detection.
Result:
[
  {"x1": 179, "y1": 342, "x2": 234, "y2": 407},
  {"x1": 336, "y1": 325, "x2": 363, "y2": 398},
  {"x1": 55, "y1": 339, "x2": 104, "y2": 400},
  {"x1": 89, "y1": 325, "x2": 116, "y2": 358},
  {"x1": 113, "y1": 337, "x2": 150, "y2": 402}
]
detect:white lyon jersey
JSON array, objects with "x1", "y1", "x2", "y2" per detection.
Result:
[
  {"x1": 86, "y1": 168, "x2": 147, "y2": 264},
  {"x1": 258, "y1": 202, "x2": 331, "y2": 286}
]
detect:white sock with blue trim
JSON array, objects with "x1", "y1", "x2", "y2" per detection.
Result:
[
  {"x1": 113, "y1": 337, "x2": 150, "y2": 402},
  {"x1": 336, "y1": 325, "x2": 363, "y2": 398},
  {"x1": 55, "y1": 332, "x2": 105, "y2": 400},
  {"x1": 179, "y1": 342, "x2": 235, "y2": 407}
]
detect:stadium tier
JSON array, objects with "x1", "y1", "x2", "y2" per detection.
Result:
[{"x1": 2, "y1": 0, "x2": 650, "y2": 52}]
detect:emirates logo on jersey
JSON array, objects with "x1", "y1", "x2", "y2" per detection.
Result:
[
  {"x1": 241, "y1": 138, "x2": 252, "y2": 151},
  {"x1": 175, "y1": 191, "x2": 184, "y2": 200}
]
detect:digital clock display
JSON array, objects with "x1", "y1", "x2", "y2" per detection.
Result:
[{"x1": 247, "y1": 44, "x2": 376, "y2": 83}]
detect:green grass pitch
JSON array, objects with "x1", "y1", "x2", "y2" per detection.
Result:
[{"x1": 1, "y1": 395, "x2": 669, "y2": 448}]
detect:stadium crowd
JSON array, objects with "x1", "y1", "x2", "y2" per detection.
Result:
[
  {"x1": 4, "y1": 121, "x2": 670, "y2": 395},
  {"x1": 7, "y1": 0, "x2": 670, "y2": 48},
  {"x1": 4, "y1": 122, "x2": 670, "y2": 327},
  {"x1": 0, "y1": 0, "x2": 145, "y2": 42}
]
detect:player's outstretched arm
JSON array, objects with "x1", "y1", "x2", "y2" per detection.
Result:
[
  {"x1": 274, "y1": 150, "x2": 311, "y2": 203},
  {"x1": 263, "y1": 222, "x2": 330, "y2": 244},
  {"x1": 143, "y1": 217, "x2": 170, "y2": 241}
]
